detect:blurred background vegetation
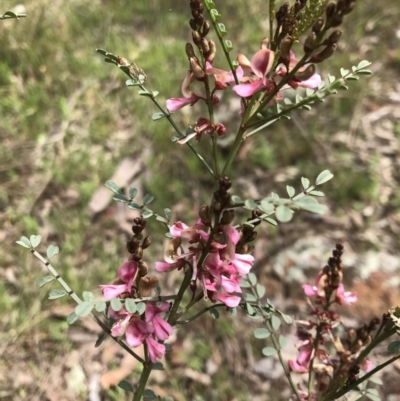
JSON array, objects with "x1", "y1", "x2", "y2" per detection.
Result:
[{"x1": 1, "y1": 0, "x2": 400, "y2": 400}]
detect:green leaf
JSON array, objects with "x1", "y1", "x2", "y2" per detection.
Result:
[
  {"x1": 129, "y1": 188, "x2": 137, "y2": 199},
  {"x1": 156, "y1": 215, "x2": 167, "y2": 223},
  {"x1": 95, "y1": 332, "x2": 107, "y2": 347},
  {"x1": 346, "y1": 75, "x2": 360, "y2": 81},
  {"x1": 128, "y1": 202, "x2": 141, "y2": 210},
  {"x1": 280, "y1": 313, "x2": 293, "y2": 324},
  {"x1": 262, "y1": 347, "x2": 277, "y2": 356},
  {"x1": 254, "y1": 328, "x2": 270, "y2": 339},
  {"x1": 105, "y1": 180, "x2": 121, "y2": 194},
  {"x1": 286, "y1": 186, "x2": 295, "y2": 198},
  {"x1": 16, "y1": 236, "x2": 31, "y2": 248},
  {"x1": 95, "y1": 301, "x2": 107, "y2": 313},
  {"x1": 275, "y1": 205, "x2": 293, "y2": 223},
  {"x1": 75, "y1": 301, "x2": 94, "y2": 317},
  {"x1": 387, "y1": 341, "x2": 400, "y2": 353},
  {"x1": 125, "y1": 298, "x2": 137, "y2": 313},
  {"x1": 246, "y1": 303, "x2": 255, "y2": 316},
  {"x1": 264, "y1": 217, "x2": 277, "y2": 226},
  {"x1": 239, "y1": 279, "x2": 252, "y2": 288},
  {"x1": 210, "y1": 8, "x2": 221, "y2": 21},
  {"x1": 340, "y1": 68, "x2": 350, "y2": 77},
  {"x1": 259, "y1": 199, "x2": 274, "y2": 213},
  {"x1": 357, "y1": 60, "x2": 372, "y2": 69},
  {"x1": 279, "y1": 335, "x2": 287, "y2": 348},
  {"x1": 152, "y1": 112, "x2": 165, "y2": 121},
  {"x1": 306, "y1": 88, "x2": 314, "y2": 97},
  {"x1": 126, "y1": 79, "x2": 140, "y2": 86},
  {"x1": 37, "y1": 275, "x2": 54, "y2": 288},
  {"x1": 30, "y1": 235, "x2": 42, "y2": 248},
  {"x1": 143, "y1": 389, "x2": 156, "y2": 400},
  {"x1": 284, "y1": 98, "x2": 292, "y2": 105},
  {"x1": 164, "y1": 208, "x2": 172, "y2": 221},
  {"x1": 328, "y1": 75, "x2": 335, "y2": 83},
  {"x1": 136, "y1": 302, "x2": 146, "y2": 315},
  {"x1": 357, "y1": 69, "x2": 372, "y2": 75},
  {"x1": 83, "y1": 291, "x2": 94, "y2": 302},
  {"x1": 46, "y1": 244, "x2": 59, "y2": 259},
  {"x1": 113, "y1": 193, "x2": 128, "y2": 203},
  {"x1": 151, "y1": 362, "x2": 164, "y2": 370},
  {"x1": 301, "y1": 177, "x2": 310, "y2": 190},
  {"x1": 295, "y1": 197, "x2": 327, "y2": 214},
  {"x1": 365, "y1": 394, "x2": 380, "y2": 401},
  {"x1": 243, "y1": 293, "x2": 257, "y2": 303},
  {"x1": 315, "y1": 170, "x2": 333, "y2": 185},
  {"x1": 143, "y1": 193, "x2": 155, "y2": 205},
  {"x1": 271, "y1": 192, "x2": 279, "y2": 200},
  {"x1": 244, "y1": 199, "x2": 257, "y2": 210},
  {"x1": 300, "y1": 104, "x2": 312, "y2": 110},
  {"x1": 110, "y1": 298, "x2": 122, "y2": 312},
  {"x1": 48, "y1": 289, "x2": 67, "y2": 299},
  {"x1": 67, "y1": 312, "x2": 79, "y2": 325},
  {"x1": 231, "y1": 195, "x2": 243, "y2": 204},
  {"x1": 229, "y1": 308, "x2": 237, "y2": 316},
  {"x1": 118, "y1": 380, "x2": 134, "y2": 392},
  {"x1": 210, "y1": 308, "x2": 219, "y2": 319},
  {"x1": 217, "y1": 23, "x2": 227, "y2": 36},
  {"x1": 142, "y1": 210, "x2": 154, "y2": 219},
  {"x1": 248, "y1": 273, "x2": 257, "y2": 286},
  {"x1": 256, "y1": 284, "x2": 266, "y2": 298},
  {"x1": 309, "y1": 190, "x2": 324, "y2": 197},
  {"x1": 138, "y1": 90, "x2": 151, "y2": 97},
  {"x1": 271, "y1": 315, "x2": 281, "y2": 330},
  {"x1": 369, "y1": 376, "x2": 383, "y2": 385}
]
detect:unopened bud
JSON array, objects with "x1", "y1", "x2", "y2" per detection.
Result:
[
  {"x1": 199, "y1": 204, "x2": 211, "y2": 226},
  {"x1": 207, "y1": 40, "x2": 216, "y2": 63},
  {"x1": 185, "y1": 43, "x2": 196, "y2": 59},
  {"x1": 280, "y1": 36, "x2": 293, "y2": 62},
  {"x1": 260, "y1": 37, "x2": 269, "y2": 49},
  {"x1": 189, "y1": 18, "x2": 197, "y2": 30},
  {"x1": 202, "y1": 21, "x2": 210, "y2": 37},
  {"x1": 213, "y1": 232, "x2": 226, "y2": 244},
  {"x1": 237, "y1": 244, "x2": 248, "y2": 254},
  {"x1": 312, "y1": 18, "x2": 324, "y2": 33},
  {"x1": 133, "y1": 246, "x2": 143, "y2": 261},
  {"x1": 331, "y1": 14, "x2": 343, "y2": 28},
  {"x1": 303, "y1": 32, "x2": 316, "y2": 54},
  {"x1": 213, "y1": 200, "x2": 221, "y2": 213},
  {"x1": 294, "y1": 64, "x2": 316, "y2": 81},
  {"x1": 192, "y1": 30, "x2": 201, "y2": 45},
  {"x1": 140, "y1": 275, "x2": 159, "y2": 297},
  {"x1": 200, "y1": 38, "x2": 210, "y2": 55},
  {"x1": 248, "y1": 232, "x2": 257, "y2": 242},
  {"x1": 336, "y1": 0, "x2": 345, "y2": 12},
  {"x1": 214, "y1": 123, "x2": 226, "y2": 136},
  {"x1": 328, "y1": 30, "x2": 342, "y2": 44},
  {"x1": 220, "y1": 209, "x2": 235, "y2": 225},
  {"x1": 311, "y1": 44, "x2": 336, "y2": 63},
  {"x1": 190, "y1": 57, "x2": 205, "y2": 80},
  {"x1": 164, "y1": 237, "x2": 181, "y2": 263},
  {"x1": 343, "y1": 2, "x2": 355, "y2": 15},
  {"x1": 139, "y1": 260, "x2": 148, "y2": 276},
  {"x1": 142, "y1": 236, "x2": 151, "y2": 249},
  {"x1": 325, "y1": 2, "x2": 336, "y2": 19}
]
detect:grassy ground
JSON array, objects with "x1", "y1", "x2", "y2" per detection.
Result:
[{"x1": 1, "y1": 0, "x2": 400, "y2": 400}]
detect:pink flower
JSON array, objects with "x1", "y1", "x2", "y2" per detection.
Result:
[
  {"x1": 166, "y1": 71, "x2": 200, "y2": 112},
  {"x1": 145, "y1": 302, "x2": 173, "y2": 341},
  {"x1": 360, "y1": 359, "x2": 373, "y2": 372},
  {"x1": 146, "y1": 336, "x2": 166, "y2": 363},
  {"x1": 232, "y1": 49, "x2": 275, "y2": 97},
  {"x1": 289, "y1": 341, "x2": 313, "y2": 373},
  {"x1": 100, "y1": 260, "x2": 138, "y2": 299},
  {"x1": 205, "y1": 61, "x2": 244, "y2": 89},
  {"x1": 335, "y1": 283, "x2": 357, "y2": 305}
]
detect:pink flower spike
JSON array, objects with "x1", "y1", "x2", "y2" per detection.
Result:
[
  {"x1": 146, "y1": 336, "x2": 166, "y2": 363},
  {"x1": 125, "y1": 319, "x2": 154, "y2": 348},
  {"x1": 215, "y1": 293, "x2": 241, "y2": 308},
  {"x1": 335, "y1": 283, "x2": 357, "y2": 305},
  {"x1": 251, "y1": 48, "x2": 275, "y2": 84},
  {"x1": 166, "y1": 94, "x2": 198, "y2": 112},
  {"x1": 231, "y1": 253, "x2": 254, "y2": 275},
  {"x1": 232, "y1": 79, "x2": 266, "y2": 97}
]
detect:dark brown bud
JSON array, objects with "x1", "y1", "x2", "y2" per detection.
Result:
[
  {"x1": 325, "y1": 2, "x2": 336, "y2": 19},
  {"x1": 336, "y1": 0, "x2": 346, "y2": 12},
  {"x1": 189, "y1": 18, "x2": 197, "y2": 30},
  {"x1": 312, "y1": 18, "x2": 324, "y2": 33},
  {"x1": 343, "y1": 2, "x2": 355, "y2": 15},
  {"x1": 139, "y1": 260, "x2": 148, "y2": 276},
  {"x1": 310, "y1": 44, "x2": 336, "y2": 63},
  {"x1": 237, "y1": 244, "x2": 248, "y2": 254},
  {"x1": 294, "y1": 64, "x2": 316, "y2": 81},
  {"x1": 220, "y1": 209, "x2": 235, "y2": 225},
  {"x1": 248, "y1": 232, "x2": 257, "y2": 242},
  {"x1": 280, "y1": 36, "x2": 293, "y2": 62},
  {"x1": 190, "y1": 57, "x2": 205, "y2": 80},
  {"x1": 328, "y1": 30, "x2": 342, "y2": 44},
  {"x1": 200, "y1": 38, "x2": 210, "y2": 55},
  {"x1": 202, "y1": 21, "x2": 210, "y2": 37},
  {"x1": 192, "y1": 30, "x2": 202, "y2": 45},
  {"x1": 142, "y1": 236, "x2": 151, "y2": 249},
  {"x1": 213, "y1": 200, "x2": 222, "y2": 213},
  {"x1": 213, "y1": 232, "x2": 227, "y2": 244},
  {"x1": 303, "y1": 32, "x2": 316, "y2": 54},
  {"x1": 133, "y1": 246, "x2": 143, "y2": 261},
  {"x1": 331, "y1": 14, "x2": 343, "y2": 27},
  {"x1": 199, "y1": 204, "x2": 212, "y2": 226},
  {"x1": 207, "y1": 40, "x2": 216, "y2": 63}
]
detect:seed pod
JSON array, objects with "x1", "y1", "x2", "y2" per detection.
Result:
[
  {"x1": 294, "y1": 64, "x2": 316, "y2": 81},
  {"x1": 280, "y1": 36, "x2": 293, "y2": 62},
  {"x1": 142, "y1": 236, "x2": 151, "y2": 249},
  {"x1": 312, "y1": 18, "x2": 324, "y2": 33},
  {"x1": 199, "y1": 204, "x2": 211, "y2": 226}
]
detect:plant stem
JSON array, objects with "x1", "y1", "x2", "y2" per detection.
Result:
[{"x1": 133, "y1": 360, "x2": 153, "y2": 401}]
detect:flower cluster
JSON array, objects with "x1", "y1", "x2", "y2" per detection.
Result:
[
  {"x1": 156, "y1": 218, "x2": 254, "y2": 308},
  {"x1": 288, "y1": 244, "x2": 378, "y2": 399}
]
